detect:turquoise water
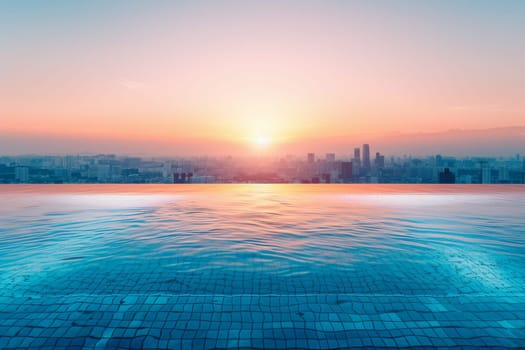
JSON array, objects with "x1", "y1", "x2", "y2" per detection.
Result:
[{"x1": 0, "y1": 185, "x2": 524, "y2": 349}]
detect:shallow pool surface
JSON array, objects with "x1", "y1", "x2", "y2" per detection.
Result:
[{"x1": 0, "y1": 185, "x2": 524, "y2": 349}]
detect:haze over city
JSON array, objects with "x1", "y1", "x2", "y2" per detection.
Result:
[{"x1": 1, "y1": 0, "x2": 524, "y2": 156}]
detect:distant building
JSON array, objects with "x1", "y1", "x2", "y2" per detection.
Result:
[
  {"x1": 438, "y1": 168, "x2": 455, "y2": 184},
  {"x1": 362, "y1": 144, "x2": 370, "y2": 173},
  {"x1": 307, "y1": 153, "x2": 315, "y2": 163},
  {"x1": 325, "y1": 153, "x2": 335, "y2": 162},
  {"x1": 523, "y1": 159, "x2": 525, "y2": 184},
  {"x1": 15, "y1": 166, "x2": 29, "y2": 182},
  {"x1": 354, "y1": 148, "x2": 360, "y2": 162},
  {"x1": 375, "y1": 152, "x2": 385, "y2": 169},
  {"x1": 341, "y1": 161, "x2": 352, "y2": 183},
  {"x1": 435, "y1": 155, "x2": 443, "y2": 167},
  {"x1": 173, "y1": 172, "x2": 193, "y2": 184},
  {"x1": 457, "y1": 174, "x2": 473, "y2": 184},
  {"x1": 498, "y1": 166, "x2": 509, "y2": 183},
  {"x1": 97, "y1": 164, "x2": 111, "y2": 182},
  {"x1": 482, "y1": 166, "x2": 491, "y2": 184}
]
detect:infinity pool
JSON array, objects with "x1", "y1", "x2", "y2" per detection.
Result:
[{"x1": 0, "y1": 185, "x2": 524, "y2": 349}]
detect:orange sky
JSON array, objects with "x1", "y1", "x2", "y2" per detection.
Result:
[{"x1": 1, "y1": 1, "x2": 524, "y2": 156}]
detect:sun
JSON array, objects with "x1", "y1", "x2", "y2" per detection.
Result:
[{"x1": 254, "y1": 135, "x2": 270, "y2": 147}]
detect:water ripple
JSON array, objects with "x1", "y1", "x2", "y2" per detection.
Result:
[{"x1": 0, "y1": 185, "x2": 524, "y2": 296}]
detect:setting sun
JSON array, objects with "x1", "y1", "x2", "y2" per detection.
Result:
[{"x1": 254, "y1": 135, "x2": 270, "y2": 148}]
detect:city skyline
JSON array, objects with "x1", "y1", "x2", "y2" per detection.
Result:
[
  {"x1": 3, "y1": 144, "x2": 525, "y2": 184},
  {"x1": 1, "y1": 1, "x2": 525, "y2": 156}
]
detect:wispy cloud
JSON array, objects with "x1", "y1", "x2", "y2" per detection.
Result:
[
  {"x1": 118, "y1": 79, "x2": 146, "y2": 90},
  {"x1": 449, "y1": 104, "x2": 508, "y2": 112}
]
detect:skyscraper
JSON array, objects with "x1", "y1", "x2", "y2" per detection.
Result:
[
  {"x1": 352, "y1": 147, "x2": 361, "y2": 176},
  {"x1": 353, "y1": 148, "x2": 360, "y2": 162},
  {"x1": 362, "y1": 144, "x2": 370, "y2": 173}
]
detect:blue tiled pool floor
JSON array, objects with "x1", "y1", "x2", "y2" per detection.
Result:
[
  {"x1": 1, "y1": 292, "x2": 524, "y2": 349},
  {"x1": 0, "y1": 185, "x2": 524, "y2": 348}
]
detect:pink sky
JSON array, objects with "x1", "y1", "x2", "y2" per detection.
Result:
[{"x1": 1, "y1": 1, "x2": 524, "y2": 156}]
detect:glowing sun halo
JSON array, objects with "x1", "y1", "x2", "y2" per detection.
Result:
[{"x1": 255, "y1": 135, "x2": 270, "y2": 147}]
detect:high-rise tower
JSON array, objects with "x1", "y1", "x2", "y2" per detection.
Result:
[{"x1": 362, "y1": 144, "x2": 370, "y2": 173}]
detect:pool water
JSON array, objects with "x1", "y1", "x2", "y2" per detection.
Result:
[{"x1": 0, "y1": 185, "x2": 524, "y2": 349}]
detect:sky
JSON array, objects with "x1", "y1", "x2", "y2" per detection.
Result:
[{"x1": 1, "y1": 0, "x2": 524, "y2": 156}]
